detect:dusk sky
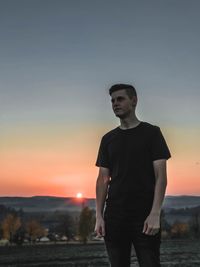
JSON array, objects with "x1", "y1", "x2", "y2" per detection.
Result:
[{"x1": 1, "y1": 0, "x2": 200, "y2": 198}]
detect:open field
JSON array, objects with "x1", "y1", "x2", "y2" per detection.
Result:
[{"x1": 0, "y1": 239, "x2": 200, "y2": 266}]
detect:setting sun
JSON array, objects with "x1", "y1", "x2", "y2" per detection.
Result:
[{"x1": 76, "y1": 192, "x2": 83, "y2": 198}]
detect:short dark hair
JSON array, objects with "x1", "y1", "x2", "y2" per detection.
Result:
[{"x1": 108, "y1": 83, "x2": 137, "y2": 98}]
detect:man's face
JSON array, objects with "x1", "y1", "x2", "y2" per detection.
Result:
[{"x1": 110, "y1": 89, "x2": 137, "y2": 119}]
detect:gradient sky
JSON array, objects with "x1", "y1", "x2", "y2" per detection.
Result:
[{"x1": 0, "y1": 0, "x2": 200, "y2": 198}]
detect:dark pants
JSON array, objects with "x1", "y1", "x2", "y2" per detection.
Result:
[{"x1": 104, "y1": 218, "x2": 161, "y2": 267}]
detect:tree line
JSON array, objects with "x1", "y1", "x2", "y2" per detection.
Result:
[
  {"x1": 0, "y1": 204, "x2": 95, "y2": 245},
  {"x1": 0, "y1": 205, "x2": 199, "y2": 245}
]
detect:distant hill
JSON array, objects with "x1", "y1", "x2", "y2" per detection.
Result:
[
  {"x1": 0, "y1": 195, "x2": 199, "y2": 212},
  {"x1": 0, "y1": 196, "x2": 95, "y2": 212},
  {"x1": 163, "y1": 195, "x2": 200, "y2": 210}
]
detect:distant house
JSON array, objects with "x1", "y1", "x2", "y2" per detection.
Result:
[
  {"x1": 40, "y1": 237, "x2": 50, "y2": 242},
  {"x1": 60, "y1": 235, "x2": 68, "y2": 241},
  {"x1": 0, "y1": 239, "x2": 9, "y2": 246}
]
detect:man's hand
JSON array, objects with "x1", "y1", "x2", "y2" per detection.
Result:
[
  {"x1": 94, "y1": 216, "x2": 105, "y2": 237},
  {"x1": 142, "y1": 212, "x2": 160, "y2": 235}
]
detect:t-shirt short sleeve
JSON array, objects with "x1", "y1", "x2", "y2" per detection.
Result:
[
  {"x1": 95, "y1": 136, "x2": 110, "y2": 168},
  {"x1": 150, "y1": 126, "x2": 171, "y2": 161}
]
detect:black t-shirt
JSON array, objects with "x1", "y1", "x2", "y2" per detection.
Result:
[{"x1": 95, "y1": 121, "x2": 171, "y2": 220}]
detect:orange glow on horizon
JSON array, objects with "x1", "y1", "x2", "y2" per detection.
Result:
[{"x1": 0, "y1": 124, "x2": 200, "y2": 197}]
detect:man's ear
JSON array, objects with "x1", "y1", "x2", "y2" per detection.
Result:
[{"x1": 131, "y1": 96, "x2": 137, "y2": 106}]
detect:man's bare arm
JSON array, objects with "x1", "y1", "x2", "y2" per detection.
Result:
[
  {"x1": 143, "y1": 159, "x2": 168, "y2": 235},
  {"x1": 95, "y1": 167, "x2": 110, "y2": 236},
  {"x1": 150, "y1": 159, "x2": 168, "y2": 215}
]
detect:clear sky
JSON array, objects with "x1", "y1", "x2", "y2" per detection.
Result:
[{"x1": 1, "y1": 0, "x2": 200, "y2": 198}]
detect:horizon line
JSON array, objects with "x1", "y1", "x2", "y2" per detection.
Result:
[{"x1": 0, "y1": 194, "x2": 200, "y2": 199}]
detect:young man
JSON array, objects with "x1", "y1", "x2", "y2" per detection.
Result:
[{"x1": 94, "y1": 84, "x2": 171, "y2": 267}]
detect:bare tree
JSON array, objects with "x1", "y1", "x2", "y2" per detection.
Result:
[
  {"x1": 170, "y1": 220, "x2": 189, "y2": 239},
  {"x1": 78, "y1": 207, "x2": 95, "y2": 244},
  {"x1": 1, "y1": 214, "x2": 21, "y2": 243},
  {"x1": 26, "y1": 220, "x2": 46, "y2": 243},
  {"x1": 189, "y1": 211, "x2": 200, "y2": 239},
  {"x1": 56, "y1": 213, "x2": 75, "y2": 240}
]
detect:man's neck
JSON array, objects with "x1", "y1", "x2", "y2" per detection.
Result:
[{"x1": 119, "y1": 116, "x2": 141, "y2": 130}]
